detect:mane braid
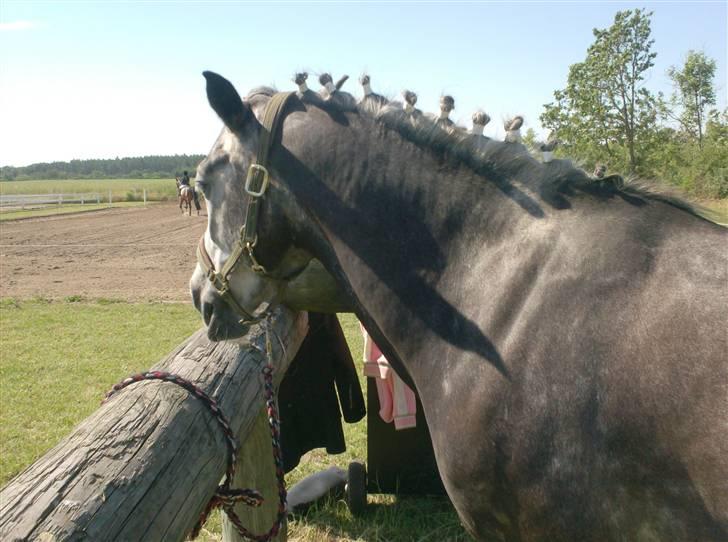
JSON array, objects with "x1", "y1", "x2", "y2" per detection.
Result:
[{"x1": 247, "y1": 86, "x2": 706, "y2": 221}]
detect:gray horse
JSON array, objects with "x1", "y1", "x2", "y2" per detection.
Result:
[{"x1": 189, "y1": 71, "x2": 727, "y2": 541}]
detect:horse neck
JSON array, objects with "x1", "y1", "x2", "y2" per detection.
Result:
[{"x1": 277, "y1": 114, "x2": 534, "y2": 387}]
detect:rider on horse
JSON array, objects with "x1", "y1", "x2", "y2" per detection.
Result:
[{"x1": 178, "y1": 171, "x2": 201, "y2": 211}]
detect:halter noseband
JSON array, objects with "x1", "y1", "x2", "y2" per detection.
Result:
[{"x1": 196, "y1": 91, "x2": 296, "y2": 324}]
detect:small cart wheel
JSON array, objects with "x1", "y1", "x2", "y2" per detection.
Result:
[{"x1": 346, "y1": 461, "x2": 367, "y2": 516}]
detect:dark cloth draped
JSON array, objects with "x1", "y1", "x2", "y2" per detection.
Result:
[{"x1": 278, "y1": 313, "x2": 366, "y2": 472}]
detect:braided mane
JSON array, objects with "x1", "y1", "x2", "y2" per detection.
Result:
[{"x1": 246, "y1": 83, "x2": 704, "y2": 219}]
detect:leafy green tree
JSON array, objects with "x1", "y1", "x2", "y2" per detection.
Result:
[
  {"x1": 667, "y1": 51, "x2": 717, "y2": 148},
  {"x1": 694, "y1": 109, "x2": 728, "y2": 197},
  {"x1": 542, "y1": 9, "x2": 660, "y2": 174},
  {"x1": 648, "y1": 109, "x2": 728, "y2": 198},
  {"x1": 522, "y1": 128, "x2": 539, "y2": 153},
  {"x1": 0, "y1": 167, "x2": 17, "y2": 181}
]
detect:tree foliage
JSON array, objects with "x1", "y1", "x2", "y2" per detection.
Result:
[
  {"x1": 541, "y1": 9, "x2": 726, "y2": 199},
  {"x1": 0, "y1": 155, "x2": 204, "y2": 182},
  {"x1": 650, "y1": 109, "x2": 728, "y2": 198},
  {"x1": 542, "y1": 9, "x2": 660, "y2": 174},
  {"x1": 521, "y1": 128, "x2": 539, "y2": 153},
  {"x1": 667, "y1": 51, "x2": 717, "y2": 148}
]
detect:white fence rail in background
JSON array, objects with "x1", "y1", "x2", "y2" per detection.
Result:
[{"x1": 0, "y1": 193, "x2": 103, "y2": 209}]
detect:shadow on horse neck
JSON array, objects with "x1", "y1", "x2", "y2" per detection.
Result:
[{"x1": 274, "y1": 139, "x2": 511, "y2": 381}]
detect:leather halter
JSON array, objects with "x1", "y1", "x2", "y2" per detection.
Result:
[{"x1": 196, "y1": 91, "x2": 296, "y2": 323}]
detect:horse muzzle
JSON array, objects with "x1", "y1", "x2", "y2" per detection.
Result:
[
  {"x1": 192, "y1": 281, "x2": 250, "y2": 341},
  {"x1": 190, "y1": 262, "x2": 277, "y2": 341}
]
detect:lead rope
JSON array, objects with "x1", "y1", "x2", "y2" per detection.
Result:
[{"x1": 103, "y1": 323, "x2": 287, "y2": 541}]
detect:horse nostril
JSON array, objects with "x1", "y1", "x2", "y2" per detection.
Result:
[{"x1": 202, "y1": 301, "x2": 214, "y2": 326}]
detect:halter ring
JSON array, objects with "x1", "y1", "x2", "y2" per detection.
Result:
[{"x1": 245, "y1": 164, "x2": 270, "y2": 197}]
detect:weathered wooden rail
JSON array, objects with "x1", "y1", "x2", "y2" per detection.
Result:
[{"x1": 0, "y1": 308, "x2": 308, "y2": 542}]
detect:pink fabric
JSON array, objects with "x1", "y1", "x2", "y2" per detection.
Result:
[{"x1": 360, "y1": 324, "x2": 417, "y2": 430}]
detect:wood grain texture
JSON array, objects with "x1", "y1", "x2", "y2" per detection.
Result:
[
  {"x1": 221, "y1": 409, "x2": 286, "y2": 542},
  {"x1": 0, "y1": 308, "x2": 307, "y2": 542}
]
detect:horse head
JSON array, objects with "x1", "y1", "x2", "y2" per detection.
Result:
[{"x1": 190, "y1": 72, "x2": 326, "y2": 341}]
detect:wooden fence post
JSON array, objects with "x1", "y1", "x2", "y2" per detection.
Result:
[
  {"x1": 0, "y1": 308, "x2": 307, "y2": 542},
  {"x1": 221, "y1": 409, "x2": 287, "y2": 542}
]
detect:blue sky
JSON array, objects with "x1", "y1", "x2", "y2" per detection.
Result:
[{"x1": 1, "y1": 1, "x2": 725, "y2": 167}]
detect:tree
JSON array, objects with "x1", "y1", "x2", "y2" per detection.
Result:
[
  {"x1": 522, "y1": 128, "x2": 539, "y2": 153},
  {"x1": 542, "y1": 9, "x2": 660, "y2": 174},
  {"x1": 0, "y1": 155, "x2": 206, "y2": 181},
  {"x1": 667, "y1": 51, "x2": 717, "y2": 148},
  {"x1": 647, "y1": 109, "x2": 728, "y2": 198},
  {"x1": 692, "y1": 109, "x2": 728, "y2": 197}
]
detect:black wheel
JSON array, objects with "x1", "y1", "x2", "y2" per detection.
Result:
[{"x1": 346, "y1": 461, "x2": 367, "y2": 516}]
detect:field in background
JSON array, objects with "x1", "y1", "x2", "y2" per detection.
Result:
[
  {"x1": 0, "y1": 179, "x2": 202, "y2": 221},
  {"x1": 0, "y1": 300, "x2": 466, "y2": 541},
  {"x1": 0, "y1": 201, "x2": 151, "y2": 221},
  {"x1": 0, "y1": 204, "x2": 205, "y2": 302},
  {"x1": 0, "y1": 178, "x2": 180, "y2": 202},
  {"x1": 3, "y1": 177, "x2": 724, "y2": 223},
  {"x1": 0, "y1": 298, "x2": 202, "y2": 483}
]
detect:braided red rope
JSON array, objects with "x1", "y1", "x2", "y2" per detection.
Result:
[{"x1": 103, "y1": 363, "x2": 287, "y2": 541}]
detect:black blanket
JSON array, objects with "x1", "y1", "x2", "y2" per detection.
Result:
[{"x1": 278, "y1": 313, "x2": 366, "y2": 473}]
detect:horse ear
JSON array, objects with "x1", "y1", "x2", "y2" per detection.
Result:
[{"x1": 203, "y1": 71, "x2": 251, "y2": 132}]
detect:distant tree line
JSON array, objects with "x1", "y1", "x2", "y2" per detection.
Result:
[
  {"x1": 537, "y1": 9, "x2": 727, "y2": 199},
  {"x1": 0, "y1": 154, "x2": 205, "y2": 182}
]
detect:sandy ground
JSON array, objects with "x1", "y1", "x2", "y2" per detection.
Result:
[{"x1": 0, "y1": 203, "x2": 207, "y2": 301}]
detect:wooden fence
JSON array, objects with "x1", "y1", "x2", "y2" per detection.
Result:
[
  {"x1": 0, "y1": 193, "x2": 104, "y2": 209},
  {"x1": 0, "y1": 308, "x2": 307, "y2": 541}
]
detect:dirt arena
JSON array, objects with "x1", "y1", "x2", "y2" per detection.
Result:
[{"x1": 0, "y1": 204, "x2": 207, "y2": 301}]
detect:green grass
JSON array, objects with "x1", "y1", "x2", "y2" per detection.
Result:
[
  {"x1": 0, "y1": 178, "x2": 180, "y2": 202},
  {"x1": 0, "y1": 201, "x2": 151, "y2": 221},
  {"x1": 0, "y1": 298, "x2": 202, "y2": 483},
  {"x1": 0, "y1": 301, "x2": 464, "y2": 541},
  {"x1": 699, "y1": 198, "x2": 728, "y2": 224}
]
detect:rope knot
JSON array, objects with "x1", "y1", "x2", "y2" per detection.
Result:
[{"x1": 215, "y1": 487, "x2": 265, "y2": 508}]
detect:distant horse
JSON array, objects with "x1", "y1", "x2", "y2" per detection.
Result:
[
  {"x1": 176, "y1": 178, "x2": 194, "y2": 216},
  {"x1": 189, "y1": 72, "x2": 727, "y2": 541}
]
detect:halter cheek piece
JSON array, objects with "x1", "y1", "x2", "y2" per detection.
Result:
[{"x1": 196, "y1": 91, "x2": 296, "y2": 324}]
